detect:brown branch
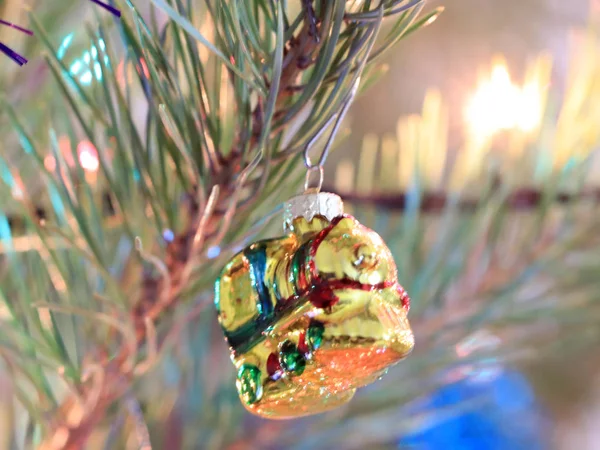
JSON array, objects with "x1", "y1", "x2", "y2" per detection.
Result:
[
  {"x1": 218, "y1": 0, "x2": 324, "y2": 182},
  {"x1": 278, "y1": 0, "x2": 323, "y2": 102},
  {"x1": 326, "y1": 186, "x2": 600, "y2": 213}
]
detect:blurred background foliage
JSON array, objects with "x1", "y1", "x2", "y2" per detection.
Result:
[{"x1": 341, "y1": 1, "x2": 600, "y2": 448}]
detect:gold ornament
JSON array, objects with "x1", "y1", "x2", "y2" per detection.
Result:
[{"x1": 214, "y1": 193, "x2": 414, "y2": 418}]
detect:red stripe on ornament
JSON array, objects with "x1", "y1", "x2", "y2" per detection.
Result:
[{"x1": 303, "y1": 214, "x2": 411, "y2": 311}]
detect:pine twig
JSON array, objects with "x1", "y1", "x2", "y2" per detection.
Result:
[
  {"x1": 329, "y1": 186, "x2": 600, "y2": 212},
  {"x1": 2, "y1": 0, "x2": 432, "y2": 446}
]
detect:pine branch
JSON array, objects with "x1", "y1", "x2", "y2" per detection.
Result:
[
  {"x1": 327, "y1": 185, "x2": 600, "y2": 212},
  {"x1": 0, "y1": 1, "x2": 434, "y2": 447}
]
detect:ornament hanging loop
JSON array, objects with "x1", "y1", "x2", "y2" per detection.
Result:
[{"x1": 304, "y1": 166, "x2": 324, "y2": 193}]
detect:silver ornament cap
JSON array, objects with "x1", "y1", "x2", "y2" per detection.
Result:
[{"x1": 283, "y1": 192, "x2": 344, "y2": 231}]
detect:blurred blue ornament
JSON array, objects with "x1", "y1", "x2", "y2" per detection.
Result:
[
  {"x1": 398, "y1": 369, "x2": 547, "y2": 450},
  {"x1": 207, "y1": 245, "x2": 221, "y2": 259}
]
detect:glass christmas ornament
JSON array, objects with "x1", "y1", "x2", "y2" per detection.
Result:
[{"x1": 214, "y1": 192, "x2": 414, "y2": 418}]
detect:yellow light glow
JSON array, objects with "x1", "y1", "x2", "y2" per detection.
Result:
[
  {"x1": 77, "y1": 141, "x2": 100, "y2": 173},
  {"x1": 465, "y1": 59, "x2": 545, "y2": 142}
]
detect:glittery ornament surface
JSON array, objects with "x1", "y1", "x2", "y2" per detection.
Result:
[{"x1": 215, "y1": 214, "x2": 414, "y2": 418}]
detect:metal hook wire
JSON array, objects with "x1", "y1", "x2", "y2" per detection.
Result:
[
  {"x1": 301, "y1": 6, "x2": 384, "y2": 193},
  {"x1": 303, "y1": 79, "x2": 361, "y2": 171},
  {"x1": 302, "y1": 78, "x2": 361, "y2": 193},
  {"x1": 304, "y1": 166, "x2": 324, "y2": 193}
]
